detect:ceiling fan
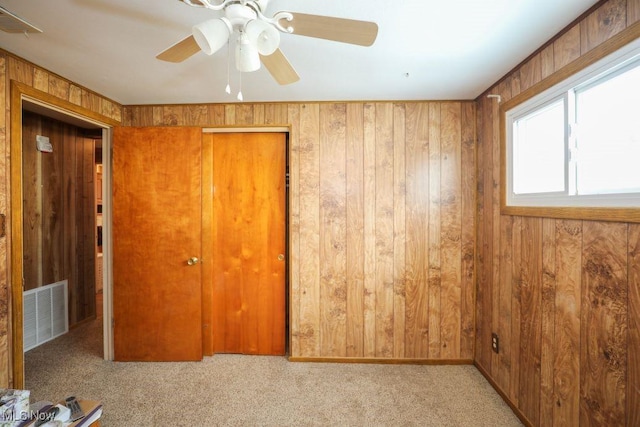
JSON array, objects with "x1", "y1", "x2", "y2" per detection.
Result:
[{"x1": 157, "y1": 0, "x2": 379, "y2": 86}]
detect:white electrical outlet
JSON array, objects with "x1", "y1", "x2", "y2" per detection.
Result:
[{"x1": 491, "y1": 333, "x2": 499, "y2": 354}]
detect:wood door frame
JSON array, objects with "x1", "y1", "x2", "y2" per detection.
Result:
[
  {"x1": 201, "y1": 127, "x2": 290, "y2": 356},
  {"x1": 9, "y1": 81, "x2": 119, "y2": 388}
]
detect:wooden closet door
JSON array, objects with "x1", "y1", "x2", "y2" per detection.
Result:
[
  {"x1": 112, "y1": 127, "x2": 203, "y2": 361},
  {"x1": 210, "y1": 132, "x2": 286, "y2": 355}
]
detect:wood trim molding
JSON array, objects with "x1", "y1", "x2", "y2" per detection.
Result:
[
  {"x1": 202, "y1": 126, "x2": 290, "y2": 133},
  {"x1": 10, "y1": 81, "x2": 24, "y2": 389},
  {"x1": 288, "y1": 357, "x2": 474, "y2": 365},
  {"x1": 500, "y1": 22, "x2": 640, "y2": 223},
  {"x1": 10, "y1": 80, "x2": 119, "y2": 388},
  {"x1": 474, "y1": 362, "x2": 533, "y2": 427},
  {"x1": 500, "y1": 205, "x2": 640, "y2": 223},
  {"x1": 14, "y1": 81, "x2": 121, "y2": 127},
  {"x1": 500, "y1": 22, "x2": 640, "y2": 114}
]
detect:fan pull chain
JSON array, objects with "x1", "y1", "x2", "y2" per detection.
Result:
[
  {"x1": 225, "y1": 39, "x2": 231, "y2": 94},
  {"x1": 236, "y1": 31, "x2": 244, "y2": 101},
  {"x1": 237, "y1": 71, "x2": 243, "y2": 101}
]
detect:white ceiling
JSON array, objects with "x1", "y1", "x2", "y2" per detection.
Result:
[{"x1": 0, "y1": 0, "x2": 599, "y2": 105}]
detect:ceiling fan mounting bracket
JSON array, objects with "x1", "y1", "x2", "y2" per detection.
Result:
[
  {"x1": 224, "y1": 3, "x2": 257, "y2": 29},
  {"x1": 181, "y1": 0, "x2": 291, "y2": 33},
  {"x1": 181, "y1": 0, "x2": 267, "y2": 14}
]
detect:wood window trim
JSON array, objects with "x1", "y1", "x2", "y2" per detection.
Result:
[{"x1": 500, "y1": 22, "x2": 640, "y2": 223}]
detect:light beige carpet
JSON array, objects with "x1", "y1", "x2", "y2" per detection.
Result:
[{"x1": 25, "y1": 320, "x2": 522, "y2": 426}]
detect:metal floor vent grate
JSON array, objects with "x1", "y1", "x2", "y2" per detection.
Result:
[
  {"x1": 23, "y1": 280, "x2": 69, "y2": 352},
  {"x1": 0, "y1": 6, "x2": 42, "y2": 33}
]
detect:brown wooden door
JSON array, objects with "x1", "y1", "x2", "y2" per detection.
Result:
[
  {"x1": 209, "y1": 132, "x2": 286, "y2": 355},
  {"x1": 112, "y1": 127, "x2": 203, "y2": 361}
]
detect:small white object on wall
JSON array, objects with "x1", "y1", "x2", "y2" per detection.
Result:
[{"x1": 36, "y1": 135, "x2": 52, "y2": 153}]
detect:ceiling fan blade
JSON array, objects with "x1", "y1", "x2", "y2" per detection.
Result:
[
  {"x1": 260, "y1": 49, "x2": 300, "y2": 85},
  {"x1": 282, "y1": 12, "x2": 378, "y2": 47},
  {"x1": 157, "y1": 35, "x2": 201, "y2": 63}
]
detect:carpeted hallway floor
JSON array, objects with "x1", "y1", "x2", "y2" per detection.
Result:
[{"x1": 25, "y1": 320, "x2": 522, "y2": 426}]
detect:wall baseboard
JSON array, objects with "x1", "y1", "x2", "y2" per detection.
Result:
[
  {"x1": 473, "y1": 361, "x2": 533, "y2": 427},
  {"x1": 288, "y1": 356, "x2": 473, "y2": 365}
]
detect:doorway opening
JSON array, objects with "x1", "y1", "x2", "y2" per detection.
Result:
[
  {"x1": 10, "y1": 81, "x2": 117, "y2": 388},
  {"x1": 22, "y1": 110, "x2": 102, "y2": 333}
]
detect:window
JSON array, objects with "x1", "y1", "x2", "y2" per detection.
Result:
[
  {"x1": 512, "y1": 97, "x2": 566, "y2": 195},
  {"x1": 505, "y1": 37, "x2": 640, "y2": 209}
]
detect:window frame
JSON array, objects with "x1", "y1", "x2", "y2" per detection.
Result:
[
  {"x1": 509, "y1": 93, "x2": 569, "y2": 198},
  {"x1": 500, "y1": 26, "x2": 640, "y2": 223}
]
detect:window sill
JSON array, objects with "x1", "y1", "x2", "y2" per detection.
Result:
[{"x1": 501, "y1": 205, "x2": 640, "y2": 223}]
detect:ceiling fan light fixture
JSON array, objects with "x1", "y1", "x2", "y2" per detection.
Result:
[
  {"x1": 162, "y1": 0, "x2": 378, "y2": 90},
  {"x1": 236, "y1": 32, "x2": 261, "y2": 72},
  {"x1": 193, "y1": 18, "x2": 231, "y2": 55},
  {"x1": 245, "y1": 19, "x2": 280, "y2": 56}
]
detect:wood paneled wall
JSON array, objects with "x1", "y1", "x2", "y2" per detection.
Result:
[
  {"x1": 0, "y1": 51, "x2": 122, "y2": 387},
  {"x1": 124, "y1": 101, "x2": 477, "y2": 360},
  {"x1": 475, "y1": 0, "x2": 640, "y2": 425},
  {"x1": 3, "y1": 8, "x2": 637, "y2": 421},
  {"x1": 22, "y1": 111, "x2": 98, "y2": 326}
]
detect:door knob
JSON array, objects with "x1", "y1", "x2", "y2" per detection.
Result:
[
  {"x1": 187, "y1": 257, "x2": 200, "y2": 266},
  {"x1": 277, "y1": 254, "x2": 285, "y2": 261}
]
